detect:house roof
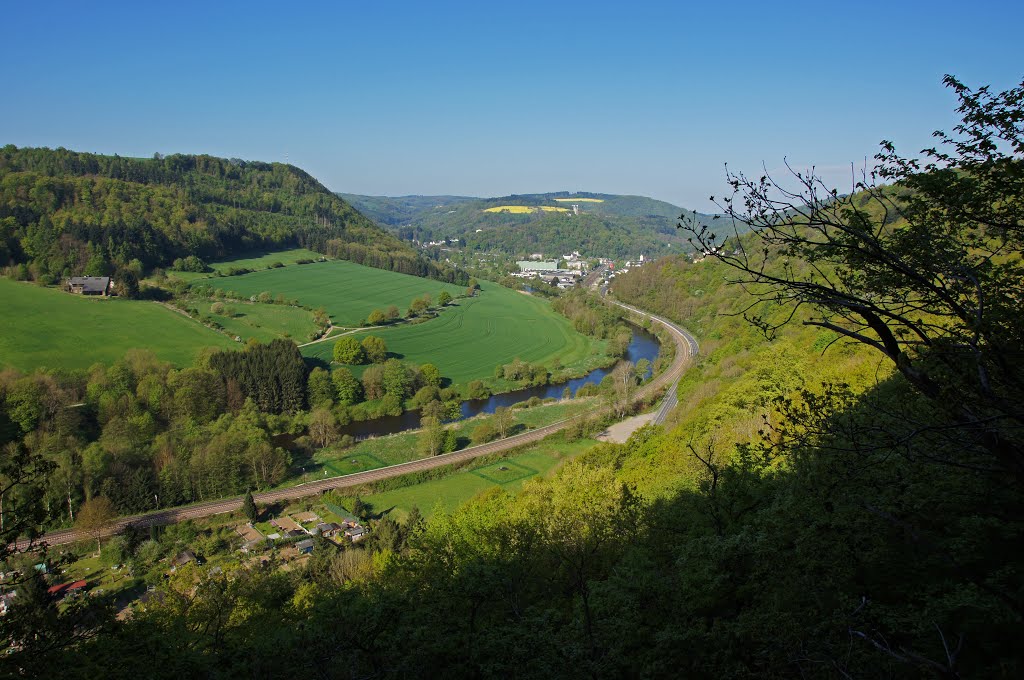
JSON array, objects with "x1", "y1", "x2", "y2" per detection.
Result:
[
  {"x1": 295, "y1": 539, "x2": 314, "y2": 550},
  {"x1": 47, "y1": 580, "x2": 87, "y2": 596},
  {"x1": 68, "y1": 276, "x2": 110, "y2": 292}
]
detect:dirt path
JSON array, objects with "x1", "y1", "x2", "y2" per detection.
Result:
[{"x1": 595, "y1": 412, "x2": 656, "y2": 443}]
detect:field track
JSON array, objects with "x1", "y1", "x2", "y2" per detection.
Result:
[{"x1": 18, "y1": 300, "x2": 697, "y2": 550}]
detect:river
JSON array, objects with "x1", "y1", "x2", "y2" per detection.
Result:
[{"x1": 339, "y1": 326, "x2": 661, "y2": 439}]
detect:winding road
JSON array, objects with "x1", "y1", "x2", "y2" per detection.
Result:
[{"x1": 20, "y1": 300, "x2": 698, "y2": 550}]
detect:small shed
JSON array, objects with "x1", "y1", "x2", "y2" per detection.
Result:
[
  {"x1": 345, "y1": 526, "x2": 367, "y2": 543},
  {"x1": 295, "y1": 539, "x2": 314, "y2": 555}
]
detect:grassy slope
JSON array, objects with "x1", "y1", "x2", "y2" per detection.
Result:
[
  {"x1": 302, "y1": 281, "x2": 605, "y2": 385},
  {"x1": 206, "y1": 259, "x2": 464, "y2": 326},
  {"x1": 0, "y1": 279, "x2": 235, "y2": 371},
  {"x1": 358, "y1": 439, "x2": 597, "y2": 521}
]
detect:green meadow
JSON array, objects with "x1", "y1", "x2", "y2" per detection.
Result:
[
  {"x1": 0, "y1": 279, "x2": 235, "y2": 371},
  {"x1": 206, "y1": 301, "x2": 318, "y2": 343},
  {"x1": 358, "y1": 439, "x2": 597, "y2": 521},
  {"x1": 168, "y1": 247, "x2": 325, "y2": 281},
  {"x1": 205, "y1": 259, "x2": 464, "y2": 326},
  {"x1": 303, "y1": 281, "x2": 606, "y2": 385}
]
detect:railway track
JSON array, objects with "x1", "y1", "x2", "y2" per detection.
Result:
[{"x1": 19, "y1": 301, "x2": 698, "y2": 551}]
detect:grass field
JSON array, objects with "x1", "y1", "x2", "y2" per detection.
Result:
[
  {"x1": 168, "y1": 248, "x2": 325, "y2": 281},
  {"x1": 0, "y1": 279, "x2": 236, "y2": 371},
  {"x1": 206, "y1": 301, "x2": 317, "y2": 342},
  {"x1": 359, "y1": 439, "x2": 597, "y2": 521},
  {"x1": 205, "y1": 259, "x2": 464, "y2": 326},
  {"x1": 303, "y1": 281, "x2": 606, "y2": 385},
  {"x1": 483, "y1": 205, "x2": 569, "y2": 213}
]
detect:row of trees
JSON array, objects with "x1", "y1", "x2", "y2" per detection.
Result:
[{"x1": 332, "y1": 335, "x2": 389, "y2": 365}]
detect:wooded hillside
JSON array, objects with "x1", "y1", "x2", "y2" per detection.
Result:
[{"x1": 0, "y1": 146, "x2": 466, "y2": 285}]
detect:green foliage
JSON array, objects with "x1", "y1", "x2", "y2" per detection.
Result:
[
  {"x1": 302, "y1": 281, "x2": 607, "y2": 389},
  {"x1": 242, "y1": 490, "x2": 258, "y2": 524},
  {"x1": 331, "y1": 367, "x2": 363, "y2": 405},
  {"x1": 332, "y1": 336, "x2": 365, "y2": 365},
  {"x1": 306, "y1": 367, "x2": 335, "y2": 408},
  {"x1": 0, "y1": 145, "x2": 465, "y2": 285},
  {"x1": 207, "y1": 339, "x2": 307, "y2": 413},
  {"x1": 340, "y1": 191, "x2": 721, "y2": 259},
  {"x1": 360, "y1": 335, "x2": 387, "y2": 363}
]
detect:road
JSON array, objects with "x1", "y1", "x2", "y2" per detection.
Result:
[{"x1": 20, "y1": 300, "x2": 698, "y2": 550}]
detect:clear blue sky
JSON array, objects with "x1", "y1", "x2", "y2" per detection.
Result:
[{"x1": 3, "y1": 1, "x2": 1021, "y2": 211}]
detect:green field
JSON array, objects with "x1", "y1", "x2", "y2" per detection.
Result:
[
  {"x1": 205, "y1": 259, "x2": 464, "y2": 326},
  {"x1": 360, "y1": 440, "x2": 597, "y2": 521},
  {"x1": 169, "y1": 248, "x2": 325, "y2": 281},
  {"x1": 303, "y1": 281, "x2": 606, "y2": 385},
  {"x1": 0, "y1": 279, "x2": 236, "y2": 371},
  {"x1": 206, "y1": 301, "x2": 317, "y2": 342}
]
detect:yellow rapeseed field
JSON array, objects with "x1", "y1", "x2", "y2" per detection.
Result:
[{"x1": 483, "y1": 205, "x2": 569, "y2": 213}]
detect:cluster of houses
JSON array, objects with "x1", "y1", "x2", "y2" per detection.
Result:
[
  {"x1": 513, "y1": 255, "x2": 585, "y2": 290},
  {"x1": 238, "y1": 510, "x2": 367, "y2": 556}
]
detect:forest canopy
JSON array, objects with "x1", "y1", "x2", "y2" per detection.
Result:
[{"x1": 0, "y1": 146, "x2": 467, "y2": 285}]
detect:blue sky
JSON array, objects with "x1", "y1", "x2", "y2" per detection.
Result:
[{"x1": 2, "y1": 1, "x2": 1021, "y2": 211}]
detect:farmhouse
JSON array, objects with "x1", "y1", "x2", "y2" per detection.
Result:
[{"x1": 66, "y1": 276, "x2": 112, "y2": 296}]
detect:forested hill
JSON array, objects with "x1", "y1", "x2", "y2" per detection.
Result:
[
  {"x1": 0, "y1": 146, "x2": 466, "y2": 284},
  {"x1": 338, "y1": 191, "x2": 722, "y2": 259}
]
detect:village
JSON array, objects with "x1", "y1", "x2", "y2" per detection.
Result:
[
  {"x1": 3, "y1": 498, "x2": 373, "y2": 619},
  {"x1": 510, "y1": 251, "x2": 648, "y2": 289}
]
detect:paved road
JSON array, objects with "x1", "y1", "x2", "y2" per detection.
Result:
[{"x1": 20, "y1": 300, "x2": 698, "y2": 550}]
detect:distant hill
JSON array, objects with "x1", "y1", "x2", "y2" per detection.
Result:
[
  {"x1": 338, "y1": 191, "x2": 723, "y2": 260},
  {"x1": 0, "y1": 146, "x2": 465, "y2": 285}
]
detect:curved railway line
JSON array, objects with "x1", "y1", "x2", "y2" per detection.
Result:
[{"x1": 19, "y1": 300, "x2": 698, "y2": 551}]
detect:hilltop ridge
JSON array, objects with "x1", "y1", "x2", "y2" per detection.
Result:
[
  {"x1": 0, "y1": 146, "x2": 465, "y2": 285},
  {"x1": 338, "y1": 191, "x2": 724, "y2": 260}
]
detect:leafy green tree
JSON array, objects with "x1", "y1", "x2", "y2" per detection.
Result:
[
  {"x1": 437, "y1": 290, "x2": 452, "y2": 306},
  {"x1": 331, "y1": 367, "x2": 362, "y2": 405},
  {"x1": 682, "y1": 74, "x2": 1024, "y2": 481},
  {"x1": 360, "y1": 335, "x2": 388, "y2": 363},
  {"x1": 382, "y1": 359, "x2": 411, "y2": 398},
  {"x1": 418, "y1": 415, "x2": 455, "y2": 456},
  {"x1": 361, "y1": 364, "x2": 385, "y2": 401},
  {"x1": 242, "y1": 490, "x2": 258, "y2": 524},
  {"x1": 352, "y1": 496, "x2": 369, "y2": 521},
  {"x1": 76, "y1": 496, "x2": 116, "y2": 555},
  {"x1": 308, "y1": 407, "x2": 339, "y2": 448},
  {"x1": 493, "y1": 406, "x2": 513, "y2": 439},
  {"x1": 332, "y1": 336, "x2": 366, "y2": 365},
  {"x1": 385, "y1": 304, "x2": 400, "y2": 320},
  {"x1": 306, "y1": 367, "x2": 335, "y2": 408},
  {"x1": 419, "y1": 363, "x2": 442, "y2": 388}
]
